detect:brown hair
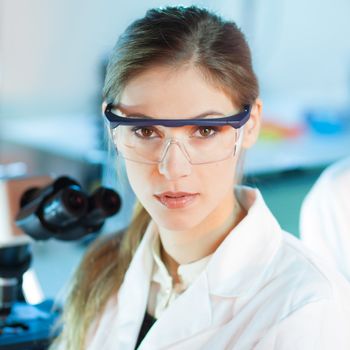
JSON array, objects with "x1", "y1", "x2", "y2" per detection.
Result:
[{"x1": 51, "y1": 6, "x2": 259, "y2": 350}]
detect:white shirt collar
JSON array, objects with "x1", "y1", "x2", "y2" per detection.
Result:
[{"x1": 151, "y1": 230, "x2": 212, "y2": 292}]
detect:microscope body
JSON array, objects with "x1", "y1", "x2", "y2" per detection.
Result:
[
  {"x1": 0, "y1": 176, "x2": 51, "y2": 313},
  {"x1": 0, "y1": 176, "x2": 55, "y2": 349},
  {"x1": 0, "y1": 175, "x2": 121, "y2": 349}
]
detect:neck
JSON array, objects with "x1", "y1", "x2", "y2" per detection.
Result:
[{"x1": 158, "y1": 193, "x2": 246, "y2": 280}]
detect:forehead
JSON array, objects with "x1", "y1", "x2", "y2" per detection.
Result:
[{"x1": 118, "y1": 65, "x2": 237, "y2": 118}]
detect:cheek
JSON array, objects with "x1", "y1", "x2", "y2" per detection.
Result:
[
  {"x1": 200, "y1": 159, "x2": 237, "y2": 199},
  {"x1": 124, "y1": 161, "x2": 160, "y2": 209},
  {"x1": 124, "y1": 162, "x2": 150, "y2": 193}
]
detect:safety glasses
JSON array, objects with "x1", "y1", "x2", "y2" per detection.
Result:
[
  {"x1": 103, "y1": 103, "x2": 251, "y2": 165},
  {"x1": 104, "y1": 103, "x2": 252, "y2": 129}
]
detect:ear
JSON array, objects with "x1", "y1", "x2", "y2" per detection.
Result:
[{"x1": 241, "y1": 98, "x2": 262, "y2": 149}]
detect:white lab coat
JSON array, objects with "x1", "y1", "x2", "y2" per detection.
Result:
[
  {"x1": 300, "y1": 157, "x2": 350, "y2": 281},
  {"x1": 87, "y1": 186, "x2": 350, "y2": 350}
]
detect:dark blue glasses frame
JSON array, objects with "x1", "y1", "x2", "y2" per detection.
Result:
[{"x1": 104, "y1": 103, "x2": 252, "y2": 129}]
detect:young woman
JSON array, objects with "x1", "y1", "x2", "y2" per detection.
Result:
[{"x1": 51, "y1": 6, "x2": 350, "y2": 350}]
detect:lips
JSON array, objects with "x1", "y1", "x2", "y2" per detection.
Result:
[{"x1": 155, "y1": 192, "x2": 199, "y2": 209}]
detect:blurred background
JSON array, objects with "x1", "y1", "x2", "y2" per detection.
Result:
[{"x1": 1, "y1": 0, "x2": 350, "y2": 300}]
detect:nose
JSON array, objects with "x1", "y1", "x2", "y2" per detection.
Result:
[{"x1": 158, "y1": 140, "x2": 192, "y2": 180}]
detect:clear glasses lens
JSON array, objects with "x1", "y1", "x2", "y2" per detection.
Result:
[{"x1": 112, "y1": 124, "x2": 239, "y2": 164}]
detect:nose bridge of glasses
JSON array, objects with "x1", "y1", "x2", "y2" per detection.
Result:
[{"x1": 160, "y1": 138, "x2": 192, "y2": 163}]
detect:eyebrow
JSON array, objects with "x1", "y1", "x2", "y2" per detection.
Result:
[{"x1": 113, "y1": 104, "x2": 226, "y2": 119}]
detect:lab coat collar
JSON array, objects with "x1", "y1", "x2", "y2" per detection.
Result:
[{"x1": 207, "y1": 186, "x2": 282, "y2": 297}]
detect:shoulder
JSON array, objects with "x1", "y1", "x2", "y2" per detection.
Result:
[
  {"x1": 322, "y1": 156, "x2": 350, "y2": 181},
  {"x1": 268, "y1": 231, "x2": 350, "y2": 308},
  {"x1": 308, "y1": 157, "x2": 350, "y2": 197},
  {"x1": 255, "y1": 235, "x2": 350, "y2": 349},
  {"x1": 300, "y1": 158, "x2": 350, "y2": 230},
  {"x1": 240, "y1": 229, "x2": 348, "y2": 311},
  {"x1": 254, "y1": 296, "x2": 350, "y2": 349}
]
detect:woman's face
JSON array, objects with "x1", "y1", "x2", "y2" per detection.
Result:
[{"x1": 116, "y1": 65, "x2": 260, "y2": 231}]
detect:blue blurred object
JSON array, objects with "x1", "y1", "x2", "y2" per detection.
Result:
[
  {"x1": 304, "y1": 108, "x2": 350, "y2": 135},
  {"x1": 0, "y1": 300, "x2": 60, "y2": 349}
]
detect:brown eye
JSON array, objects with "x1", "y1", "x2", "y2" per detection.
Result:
[
  {"x1": 134, "y1": 127, "x2": 155, "y2": 138},
  {"x1": 141, "y1": 128, "x2": 153, "y2": 137},
  {"x1": 198, "y1": 127, "x2": 215, "y2": 137}
]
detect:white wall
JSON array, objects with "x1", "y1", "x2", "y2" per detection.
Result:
[
  {"x1": 251, "y1": 0, "x2": 350, "y2": 116},
  {"x1": 0, "y1": 0, "x2": 235, "y2": 118},
  {"x1": 209, "y1": 0, "x2": 350, "y2": 120},
  {"x1": 1, "y1": 0, "x2": 350, "y2": 119}
]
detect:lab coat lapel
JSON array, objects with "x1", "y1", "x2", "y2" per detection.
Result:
[
  {"x1": 207, "y1": 187, "x2": 282, "y2": 297},
  {"x1": 139, "y1": 271, "x2": 212, "y2": 349},
  {"x1": 106, "y1": 222, "x2": 156, "y2": 349}
]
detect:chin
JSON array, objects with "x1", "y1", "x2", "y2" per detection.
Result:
[
  {"x1": 140, "y1": 194, "x2": 214, "y2": 231},
  {"x1": 156, "y1": 220, "x2": 197, "y2": 232},
  {"x1": 150, "y1": 209, "x2": 205, "y2": 232}
]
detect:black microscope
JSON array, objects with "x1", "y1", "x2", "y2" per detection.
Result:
[{"x1": 0, "y1": 175, "x2": 121, "y2": 349}]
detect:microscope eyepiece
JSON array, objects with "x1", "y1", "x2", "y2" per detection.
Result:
[
  {"x1": 104, "y1": 189, "x2": 121, "y2": 215},
  {"x1": 92, "y1": 187, "x2": 121, "y2": 216},
  {"x1": 82, "y1": 188, "x2": 121, "y2": 228},
  {"x1": 16, "y1": 176, "x2": 122, "y2": 241},
  {"x1": 42, "y1": 186, "x2": 88, "y2": 227},
  {"x1": 66, "y1": 187, "x2": 86, "y2": 210}
]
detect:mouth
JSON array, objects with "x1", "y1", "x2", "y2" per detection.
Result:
[{"x1": 154, "y1": 192, "x2": 199, "y2": 209}]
